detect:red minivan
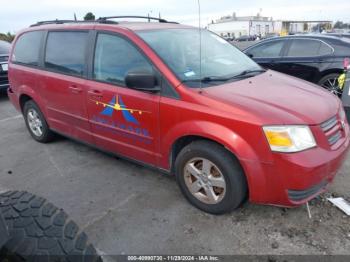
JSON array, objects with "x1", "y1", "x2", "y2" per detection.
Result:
[{"x1": 7, "y1": 17, "x2": 350, "y2": 214}]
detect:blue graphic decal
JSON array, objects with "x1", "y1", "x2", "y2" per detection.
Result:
[{"x1": 118, "y1": 96, "x2": 139, "y2": 125}]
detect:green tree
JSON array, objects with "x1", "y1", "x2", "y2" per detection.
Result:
[
  {"x1": 84, "y1": 12, "x2": 96, "y2": 21},
  {"x1": 0, "y1": 32, "x2": 15, "y2": 43}
]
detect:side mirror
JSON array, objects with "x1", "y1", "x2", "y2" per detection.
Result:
[
  {"x1": 125, "y1": 68, "x2": 160, "y2": 92},
  {"x1": 247, "y1": 53, "x2": 254, "y2": 58}
]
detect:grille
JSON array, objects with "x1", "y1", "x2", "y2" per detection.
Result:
[
  {"x1": 0, "y1": 56, "x2": 9, "y2": 62},
  {"x1": 320, "y1": 115, "x2": 342, "y2": 146},
  {"x1": 0, "y1": 74, "x2": 8, "y2": 86}
]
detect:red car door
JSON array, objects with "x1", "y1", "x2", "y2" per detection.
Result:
[
  {"x1": 86, "y1": 32, "x2": 160, "y2": 166},
  {"x1": 39, "y1": 31, "x2": 93, "y2": 143}
]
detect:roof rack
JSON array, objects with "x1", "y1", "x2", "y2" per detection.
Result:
[
  {"x1": 30, "y1": 16, "x2": 178, "y2": 27},
  {"x1": 30, "y1": 19, "x2": 114, "y2": 27},
  {"x1": 97, "y1": 15, "x2": 178, "y2": 24}
]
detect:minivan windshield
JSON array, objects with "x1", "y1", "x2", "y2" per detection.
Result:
[{"x1": 137, "y1": 29, "x2": 262, "y2": 87}]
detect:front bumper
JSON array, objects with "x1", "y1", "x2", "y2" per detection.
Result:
[{"x1": 242, "y1": 123, "x2": 350, "y2": 207}]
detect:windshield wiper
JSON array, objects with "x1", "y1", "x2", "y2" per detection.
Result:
[
  {"x1": 230, "y1": 69, "x2": 266, "y2": 79},
  {"x1": 182, "y1": 69, "x2": 266, "y2": 84},
  {"x1": 182, "y1": 76, "x2": 236, "y2": 83}
]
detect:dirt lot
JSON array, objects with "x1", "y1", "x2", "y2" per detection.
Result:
[{"x1": 0, "y1": 93, "x2": 349, "y2": 257}]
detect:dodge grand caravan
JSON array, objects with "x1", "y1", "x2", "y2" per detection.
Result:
[{"x1": 7, "y1": 17, "x2": 350, "y2": 214}]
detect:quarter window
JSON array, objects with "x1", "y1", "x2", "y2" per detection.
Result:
[
  {"x1": 93, "y1": 33, "x2": 153, "y2": 86},
  {"x1": 45, "y1": 31, "x2": 88, "y2": 76},
  {"x1": 248, "y1": 40, "x2": 284, "y2": 58},
  {"x1": 12, "y1": 31, "x2": 44, "y2": 66},
  {"x1": 286, "y1": 39, "x2": 332, "y2": 57}
]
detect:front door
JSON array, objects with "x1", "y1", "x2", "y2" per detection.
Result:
[{"x1": 86, "y1": 32, "x2": 160, "y2": 166}]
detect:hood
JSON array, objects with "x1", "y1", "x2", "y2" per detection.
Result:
[{"x1": 203, "y1": 70, "x2": 340, "y2": 125}]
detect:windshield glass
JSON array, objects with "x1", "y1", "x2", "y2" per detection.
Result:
[
  {"x1": 137, "y1": 29, "x2": 262, "y2": 87},
  {"x1": 0, "y1": 40, "x2": 11, "y2": 54}
]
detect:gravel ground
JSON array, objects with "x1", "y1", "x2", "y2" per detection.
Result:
[{"x1": 0, "y1": 93, "x2": 349, "y2": 257}]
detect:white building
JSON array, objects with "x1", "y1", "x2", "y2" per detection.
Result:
[
  {"x1": 207, "y1": 13, "x2": 274, "y2": 38},
  {"x1": 207, "y1": 13, "x2": 332, "y2": 37}
]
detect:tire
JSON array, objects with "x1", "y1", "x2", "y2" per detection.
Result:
[
  {"x1": 174, "y1": 140, "x2": 248, "y2": 214},
  {"x1": 318, "y1": 73, "x2": 342, "y2": 97},
  {"x1": 0, "y1": 191, "x2": 102, "y2": 262},
  {"x1": 23, "y1": 100, "x2": 55, "y2": 143}
]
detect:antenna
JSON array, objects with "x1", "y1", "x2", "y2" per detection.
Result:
[{"x1": 197, "y1": 0, "x2": 203, "y2": 93}]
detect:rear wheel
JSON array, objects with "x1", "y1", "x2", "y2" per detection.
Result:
[
  {"x1": 318, "y1": 73, "x2": 342, "y2": 97},
  {"x1": 23, "y1": 100, "x2": 55, "y2": 143},
  {"x1": 0, "y1": 191, "x2": 102, "y2": 261},
  {"x1": 174, "y1": 140, "x2": 248, "y2": 214}
]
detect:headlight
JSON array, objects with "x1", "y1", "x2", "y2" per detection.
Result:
[{"x1": 263, "y1": 125, "x2": 316, "y2": 153}]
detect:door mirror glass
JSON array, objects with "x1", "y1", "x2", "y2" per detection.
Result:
[{"x1": 125, "y1": 68, "x2": 160, "y2": 92}]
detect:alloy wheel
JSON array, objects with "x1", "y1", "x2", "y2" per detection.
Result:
[
  {"x1": 321, "y1": 77, "x2": 342, "y2": 96},
  {"x1": 27, "y1": 109, "x2": 43, "y2": 137},
  {"x1": 184, "y1": 157, "x2": 226, "y2": 205}
]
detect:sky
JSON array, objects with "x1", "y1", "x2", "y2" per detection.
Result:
[{"x1": 1, "y1": 0, "x2": 350, "y2": 33}]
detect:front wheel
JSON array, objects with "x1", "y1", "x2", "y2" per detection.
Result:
[
  {"x1": 174, "y1": 140, "x2": 248, "y2": 214},
  {"x1": 318, "y1": 73, "x2": 342, "y2": 97}
]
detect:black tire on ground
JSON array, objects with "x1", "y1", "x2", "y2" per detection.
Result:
[
  {"x1": 174, "y1": 140, "x2": 248, "y2": 215},
  {"x1": 23, "y1": 100, "x2": 55, "y2": 143},
  {"x1": 0, "y1": 191, "x2": 102, "y2": 262},
  {"x1": 318, "y1": 73, "x2": 342, "y2": 96}
]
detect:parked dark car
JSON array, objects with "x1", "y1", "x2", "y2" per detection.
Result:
[
  {"x1": 0, "y1": 40, "x2": 10, "y2": 93},
  {"x1": 244, "y1": 35, "x2": 350, "y2": 95}
]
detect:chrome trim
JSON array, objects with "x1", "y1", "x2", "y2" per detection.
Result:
[{"x1": 320, "y1": 116, "x2": 337, "y2": 132}]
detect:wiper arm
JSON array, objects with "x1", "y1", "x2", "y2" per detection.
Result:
[
  {"x1": 182, "y1": 69, "x2": 266, "y2": 84},
  {"x1": 182, "y1": 76, "x2": 232, "y2": 83},
  {"x1": 231, "y1": 69, "x2": 266, "y2": 79}
]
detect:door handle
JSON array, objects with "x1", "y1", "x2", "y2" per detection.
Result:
[
  {"x1": 88, "y1": 90, "x2": 103, "y2": 99},
  {"x1": 69, "y1": 85, "x2": 82, "y2": 94}
]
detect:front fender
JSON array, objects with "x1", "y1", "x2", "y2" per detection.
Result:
[
  {"x1": 163, "y1": 120, "x2": 260, "y2": 163},
  {"x1": 161, "y1": 120, "x2": 267, "y2": 200}
]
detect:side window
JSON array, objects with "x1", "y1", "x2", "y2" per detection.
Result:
[
  {"x1": 12, "y1": 31, "x2": 44, "y2": 66},
  {"x1": 93, "y1": 33, "x2": 153, "y2": 86},
  {"x1": 319, "y1": 42, "x2": 333, "y2": 56},
  {"x1": 45, "y1": 31, "x2": 88, "y2": 76},
  {"x1": 248, "y1": 40, "x2": 284, "y2": 58},
  {"x1": 286, "y1": 39, "x2": 328, "y2": 57}
]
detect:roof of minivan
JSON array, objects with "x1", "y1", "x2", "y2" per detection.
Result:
[{"x1": 26, "y1": 21, "x2": 195, "y2": 32}]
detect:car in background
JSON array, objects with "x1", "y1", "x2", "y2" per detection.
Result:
[
  {"x1": 236, "y1": 35, "x2": 256, "y2": 42},
  {"x1": 244, "y1": 35, "x2": 350, "y2": 96},
  {"x1": 261, "y1": 33, "x2": 280, "y2": 40},
  {"x1": 0, "y1": 40, "x2": 10, "y2": 93},
  {"x1": 326, "y1": 33, "x2": 350, "y2": 40}
]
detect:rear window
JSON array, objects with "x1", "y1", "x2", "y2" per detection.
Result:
[
  {"x1": 44, "y1": 31, "x2": 88, "y2": 77},
  {"x1": 12, "y1": 31, "x2": 44, "y2": 66},
  {"x1": 286, "y1": 39, "x2": 333, "y2": 57}
]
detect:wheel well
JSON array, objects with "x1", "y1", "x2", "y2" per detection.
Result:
[
  {"x1": 319, "y1": 69, "x2": 343, "y2": 81},
  {"x1": 19, "y1": 94, "x2": 32, "y2": 112},
  {"x1": 170, "y1": 135, "x2": 249, "y2": 201},
  {"x1": 170, "y1": 135, "x2": 231, "y2": 172}
]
